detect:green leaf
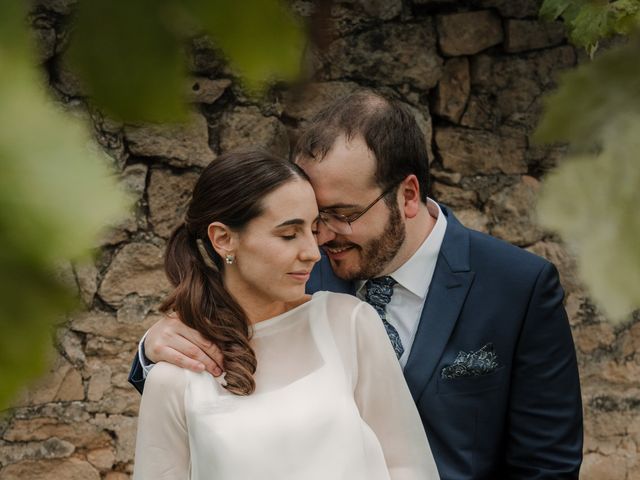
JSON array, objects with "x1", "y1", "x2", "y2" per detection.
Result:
[
  {"x1": 183, "y1": 0, "x2": 305, "y2": 90},
  {"x1": 534, "y1": 36, "x2": 640, "y2": 145},
  {"x1": 569, "y1": 2, "x2": 614, "y2": 51},
  {"x1": 537, "y1": 115, "x2": 640, "y2": 321},
  {"x1": 540, "y1": 0, "x2": 576, "y2": 21},
  {"x1": 0, "y1": 0, "x2": 129, "y2": 408},
  {"x1": 66, "y1": 0, "x2": 306, "y2": 122},
  {"x1": 540, "y1": 0, "x2": 640, "y2": 53},
  {"x1": 68, "y1": 0, "x2": 188, "y2": 123}
]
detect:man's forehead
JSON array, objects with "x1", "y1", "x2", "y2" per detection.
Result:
[{"x1": 297, "y1": 135, "x2": 378, "y2": 206}]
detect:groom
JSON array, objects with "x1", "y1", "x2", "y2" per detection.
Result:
[{"x1": 129, "y1": 90, "x2": 583, "y2": 479}]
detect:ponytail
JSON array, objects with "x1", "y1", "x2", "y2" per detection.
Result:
[{"x1": 161, "y1": 224, "x2": 257, "y2": 395}]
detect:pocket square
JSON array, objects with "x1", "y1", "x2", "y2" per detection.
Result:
[{"x1": 441, "y1": 343, "x2": 499, "y2": 379}]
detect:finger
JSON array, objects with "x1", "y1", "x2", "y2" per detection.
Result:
[
  {"x1": 173, "y1": 334, "x2": 223, "y2": 377},
  {"x1": 201, "y1": 343, "x2": 225, "y2": 374},
  {"x1": 159, "y1": 346, "x2": 206, "y2": 373},
  {"x1": 173, "y1": 319, "x2": 214, "y2": 350}
]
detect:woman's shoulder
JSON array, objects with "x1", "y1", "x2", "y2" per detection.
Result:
[{"x1": 144, "y1": 362, "x2": 189, "y2": 395}]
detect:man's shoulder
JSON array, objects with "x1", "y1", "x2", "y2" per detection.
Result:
[{"x1": 450, "y1": 217, "x2": 550, "y2": 280}]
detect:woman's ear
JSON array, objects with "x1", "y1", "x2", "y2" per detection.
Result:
[{"x1": 207, "y1": 222, "x2": 237, "y2": 258}]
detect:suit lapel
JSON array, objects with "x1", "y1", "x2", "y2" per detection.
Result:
[{"x1": 404, "y1": 206, "x2": 475, "y2": 401}]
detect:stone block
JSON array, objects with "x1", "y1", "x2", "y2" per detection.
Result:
[
  {"x1": 71, "y1": 309, "x2": 156, "y2": 342},
  {"x1": 505, "y1": 19, "x2": 566, "y2": 53},
  {"x1": 486, "y1": 175, "x2": 544, "y2": 246},
  {"x1": 406, "y1": 103, "x2": 434, "y2": 164},
  {"x1": 147, "y1": 169, "x2": 199, "y2": 238},
  {"x1": 32, "y1": 27, "x2": 56, "y2": 63},
  {"x1": 322, "y1": 21, "x2": 443, "y2": 90},
  {"x1": 86, "y1": 363, "x2": 112, "y2": 402},
  {"x1": 621, "y1": 319, "x2": 640, "y2": 358},
  {"x1": 219, "y1": 106, "x2": 290, "y2": 159},
  {"x1": 87, "y1": 447, "x2": 116, "y2": 471},
  {"x1": 573, "y1": 322, "x2": 616, "y2": 354},
  {"x1": 0, "y1": 437, "x2": 75, "y2": 466},
  {"x1": 454, "y1": 208, "x2": 489, "y2": 233},
  {"x1": 53, "y1": 57, "x2": 87, "y2": 97},
  {"x1": 482, "y1": 0, "x2": 542, "y2": 18},
  {"x1": 437, "y1": 11, "x2": 503, "y2": 56},
  {"x1": 98, "y1": 243, "x2": 170, "y2": 306},
  {"x1": 3, "y1": 417, "x2": 111, "y2": 448},
  {"x1": 92, "y1": 415, "x2": 137, "y2": 463},
  {"x1": 55, "y1": 328, "x2": 86, "y2": 365},
  {"x1": 581, "y1": 452, "x2": 630, "y2": 480},
  {"x1": 15, "y1": 357, "x2": 84, "y2": 407},
  {"x1": 434, "y1": 127, "x2": 527, "y2": 175},
  {"x1": 459, "y1": 94, "x2": 496, "y2": 129},
  {"x1": 32, "y1": 0, "x2": 78, "y2": 15},
  {"x1": 124, "y1": 114, "x2": 215, "y2": 168},
  {"x1": 359, "y1": 0, "x2": 402, "y2": 20},
  {"x1": 0, "y1": 458, "x2": 100, "y2": 480},
  {"x1": 187, "y1": 77, "x2": 231, "y2": 104},
  {"x1": 282, "y1": 81, "x2": 360, "y2": 122},
  {"x1": 72, "y1": 261, "x2": 98, "y2": 307},
  {"x1": 105, "y1": 473, "x2": 130, "y2": 480},
  {"x1": 433, "y1": 57, "x2": 470, "y2": 123},
  {"x1": 430, "y1": 169, "x2": 462, "y2": 185},
  {"x1": 432, "y1": 182, "x2": 477, "y2": 208}
]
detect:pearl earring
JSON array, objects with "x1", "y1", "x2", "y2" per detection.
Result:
[{"x1": 225, "y1": 254, "x2": 235, "y2": 265}]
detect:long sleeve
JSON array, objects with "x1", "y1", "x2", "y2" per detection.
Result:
[
  {"x1": 352, "y1": 302, "x2": 440, "y2": 480},
  {"x1": 505, "y1": 262, "x2": 583, "y2": 478},
  {"x1": 133, "y1": 362, "x2": 190, "y2": 480}
]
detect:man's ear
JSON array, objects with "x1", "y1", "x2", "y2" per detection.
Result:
[
  {"x1": 400, "y1": 175, "x2": 421, "y2": 219},
  {"x1": 207, "y1": 222, "x2": 237, "y2": 258}
]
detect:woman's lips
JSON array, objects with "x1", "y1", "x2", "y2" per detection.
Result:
[{"x1": 287, "y1": 272, "x2": 311, "y2": 282}]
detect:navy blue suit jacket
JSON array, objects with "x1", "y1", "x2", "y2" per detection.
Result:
[{"x1": 129, "y1": 206, "x2": 582, "y2": 479}]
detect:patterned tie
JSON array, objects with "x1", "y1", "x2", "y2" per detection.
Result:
[{"x1": 364, "y1": 276, "x2": 404, "y2": 359}]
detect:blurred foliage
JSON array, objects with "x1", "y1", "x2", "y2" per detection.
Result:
[
  {"x1": 536, "y1": 3, "x2": 640, "y2": 320},
  {"x1": 68, "y1": 0, "x2": 305, "y2": 122},
  {"x1": 0, "y1": 0, "x2": 129, "y2": 409},
  {"x1": 537, "y1": 115, "x2": 640, "y2": 319},
  {"x1": 540, "y1": 0, "x2": 640, "y2": 55},
  {"x1": 1, "y1": 0, "x2": 305, "y2": 408}
]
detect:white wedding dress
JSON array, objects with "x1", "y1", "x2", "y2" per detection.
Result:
[{"x1": 133, "y1": 291, "x2": 439, "y2": 480}]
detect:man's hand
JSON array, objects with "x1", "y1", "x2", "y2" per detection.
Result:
[{"x1": 144, "y1": 313, "x2": 224, "y2": 376}]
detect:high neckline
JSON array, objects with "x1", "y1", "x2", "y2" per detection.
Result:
[{"x1": 251, "y1": 291, "x2": 326, "y2": 335}]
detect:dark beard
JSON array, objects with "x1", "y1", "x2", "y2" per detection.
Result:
[{"x1": 345, "y1": 200, "x2": 406, "y2": 281}]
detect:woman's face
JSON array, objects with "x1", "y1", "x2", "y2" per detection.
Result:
[{"x1": 225, "y1": 179, "x2": 321, "y2": 307}]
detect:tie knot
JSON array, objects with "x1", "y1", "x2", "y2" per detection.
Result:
[{"x1": 364, "y1": 276, "x2": 396, "y2": 309}]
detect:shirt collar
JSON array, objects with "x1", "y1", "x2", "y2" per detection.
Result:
[{"x1": 357, "y1": 198, "x2": 447, "y2": 298}]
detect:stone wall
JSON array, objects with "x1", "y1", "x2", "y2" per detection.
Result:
[{"x1": 1, "y1": 0, "x2": 638, "y2": 478}]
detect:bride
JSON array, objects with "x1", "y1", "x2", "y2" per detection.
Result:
[{"x1": 133, "y1": 148, "x2": 440, "y2": 480}]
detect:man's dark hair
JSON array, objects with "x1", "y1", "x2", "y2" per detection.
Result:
[{"x1": 293, "y1": 89, "x2": 429, "y2": 203}]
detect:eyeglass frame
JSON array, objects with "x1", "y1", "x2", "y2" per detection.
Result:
[{"x1": 317, "y1": 181, "x2": 401, "y2": 234}]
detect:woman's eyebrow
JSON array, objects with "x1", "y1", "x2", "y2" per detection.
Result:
[{"x1": 274, "y1": 218, "x2": 305, "y2": 228}]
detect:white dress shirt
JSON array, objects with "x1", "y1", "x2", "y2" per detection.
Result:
[{"x1": 356, "y1": 199, "x2": 447, "y2": 368}]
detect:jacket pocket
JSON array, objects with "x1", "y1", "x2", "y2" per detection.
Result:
[{"x1": 437, "y1": 366, "x2": 507, "y2": 395}]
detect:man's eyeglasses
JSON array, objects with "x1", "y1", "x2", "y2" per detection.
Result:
[{"x1": 318, "y1": 183, "x2": 399, "y2": 235}]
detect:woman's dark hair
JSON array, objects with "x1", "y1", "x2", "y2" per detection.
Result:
[{"x1": 160, "y1": 147, "x2": 309, "y2": 395}]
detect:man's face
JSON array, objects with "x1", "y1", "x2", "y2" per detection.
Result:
[{"x1": 296, "y1": 135, "x2": 405, "y2": 281}]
